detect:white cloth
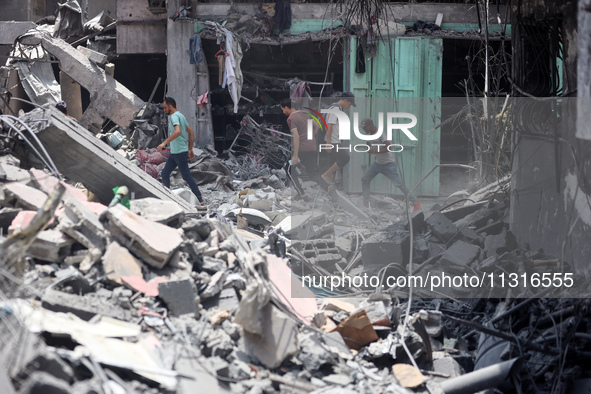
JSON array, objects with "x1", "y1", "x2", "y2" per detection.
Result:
[
  {"x1": 221, "y1": 28, "x2": 243, "y2": 114},
  {"x1": 324, "y1": 103, "x2": 342, "y2": 144}
]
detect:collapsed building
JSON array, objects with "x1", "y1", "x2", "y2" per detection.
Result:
[{"x1": 0, "y1": 0, "x2": 590, "y2": 393}]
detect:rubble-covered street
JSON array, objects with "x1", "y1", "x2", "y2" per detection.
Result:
[{"x1": 1, "y1": 0, "x2": 591, "y2": 393}]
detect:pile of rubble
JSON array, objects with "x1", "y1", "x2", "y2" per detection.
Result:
[{"x1": 1, "y1": 127, "x2": 591, "y2": 394}]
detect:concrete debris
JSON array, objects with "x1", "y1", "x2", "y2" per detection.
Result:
[
  {"x1": 27, "y1": 229, "x2": 74, "y2": 263},
  {"x1": 105, "y1": 204, "x2": 183, "y2": 269},
  {"x1": 19, "y1": 105, "x2": 194, "y2": 211},
  {"x1": 0, "y1": 24, "x2": 581, "y2": 392},
  {"x1": 102, "y1": 241, "x2": 142, "y2": 285},
  {"x1": 2, "y1": 182, "x2": 48, "y2": 211},
  {"x1": 157, "y1": 279, "x2": 197, "y2": 317},
  {"x1": 129, "y1": 197, "x2": 184, "y2": 227}
]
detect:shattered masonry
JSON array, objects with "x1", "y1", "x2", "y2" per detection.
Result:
[{"x1": 0, "y1": 0, "x2": 591, "y2": 393}]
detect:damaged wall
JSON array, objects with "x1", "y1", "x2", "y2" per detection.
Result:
[
  {"x1": 117, "y1": 0, "x2": 166, "y2": 54},
  {"x1": 510, "y1": 0, "x2": 591, "y2": 274}
]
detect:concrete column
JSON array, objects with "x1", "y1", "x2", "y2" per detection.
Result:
[
  {"x1": 60, "y1": 71, "x2": 83, "y2": 120},
  {"x1": 166, "y1": 0, "x2": 198, "y2": 142}
]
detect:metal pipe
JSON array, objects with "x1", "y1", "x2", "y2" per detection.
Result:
[{"x1": 440, "y1": 358, "x2": 522, "y2": 394}]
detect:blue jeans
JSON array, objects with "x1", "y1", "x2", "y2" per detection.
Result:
[
  {"x1": 361, "y1": 161, "x2": 416, "y2": 204},
  {"x1": 161, "y1": 152, "x2": 203, "y2": 203}
]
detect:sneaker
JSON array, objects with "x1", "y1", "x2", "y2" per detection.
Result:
[{"x1": 412, "y1": 200, "x2": 421, "y2": 213}]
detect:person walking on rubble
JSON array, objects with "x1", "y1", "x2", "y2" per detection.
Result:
[
  {"x1": 280, "y1": 98, "x2": 323, "y2": 201},
  {"x1": 359, "y1": 117, "x2": 420, "y2": 212},
  {"x1": 157, "y1": 97, "x2": 205, "y2": 206},
  {"x1": 320, "y1": 92, "x2": 355, "y2": 194}
]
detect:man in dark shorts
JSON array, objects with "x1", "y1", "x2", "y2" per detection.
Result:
[{"x1": 320, "y1": 92, "x2": 355, "y2": 191}]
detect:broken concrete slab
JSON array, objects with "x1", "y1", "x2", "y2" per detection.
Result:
[
  {"x1": 2, "y1": 182, "x2": 48, "y2": 210},
  {"x1": 76, "y1": 45, "x2": 108, "y2": 65},
  {"x1": 21, "y1": 31, "x2": 144, "y2": 131},
  {"x1": 0, "y1": 159, "x2": 29, "y2": 182},
  {"x1": 335, "y1": 236, "x2": 354, "y2": 258},
  {"x1": 105, "y1": 205, "x2": 184, "y2": 269},
  {"x1": 42, "y1": 290, "x2": 136, "y2": 322},
  {"x1": 157, "y1": 279, "x2": 196, "y2": 316},
  {"x1": 278, "y1": 210, "x2": 326, "y2": 240},
  {"x1": 9, "y1": 210, "x2": 49, "y2": 233},
  {"x1": 27, "y1": 229, "x2": 74, "y2": 263},
  {"x1": 242, "y1": 303, "x2": 299, "y2": 369},
  {"x1": 58, "y1": 197, "x2": 107, "y2": 252},
  {"x1": 297, "y1": 333, "x2": 334, "y2": 372},
  {"x1": 130, "y1": 197, "x2": 184, "y2": 228},
  {"x1": 433, "y1": 356, "x2": 463, "y2": 378},
  {"x1": 102, "y1": 241, "x2": 143, "y2": 285},
  {"x1": 20, "y1": 105, "x2": 194, "y2": 211}
]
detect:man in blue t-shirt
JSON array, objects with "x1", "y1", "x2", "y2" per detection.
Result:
[{"x1": 157, "y1": 97, "x2": 204, "y2": 205}]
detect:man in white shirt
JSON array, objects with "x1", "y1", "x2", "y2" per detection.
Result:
[
  {"x1": 321, "y1": 92, "x2": 356, "y2": 190},
  {"x1": 360, "y1": 117, "x2": 420, "y2": 212}
]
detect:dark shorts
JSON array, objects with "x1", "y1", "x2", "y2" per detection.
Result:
[{"x1": 329, "y1": 148, "x2": 350, "y2": 169}]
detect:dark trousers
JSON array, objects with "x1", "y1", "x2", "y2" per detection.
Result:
[
  {"x1": 161, "y1": 152, "x2": 203, "y2": 203},
  {"x1": 286, "y1": 151, "x2": 323, "y2": 196}
]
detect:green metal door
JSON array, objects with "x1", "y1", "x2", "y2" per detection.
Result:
[{"x1": 343, "y1": 36, "x2": 442, "y2": 198}]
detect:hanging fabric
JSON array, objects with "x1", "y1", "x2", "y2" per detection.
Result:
[
  {"x1": 189, "y1": 34, "x2": 205, "y2": 66},
  {"x1": 274, "y1": 0, "x2": 292, "y2": 33},
  {"x1": 356, "y1": 38, "x2": 366, "y2": 73}
]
